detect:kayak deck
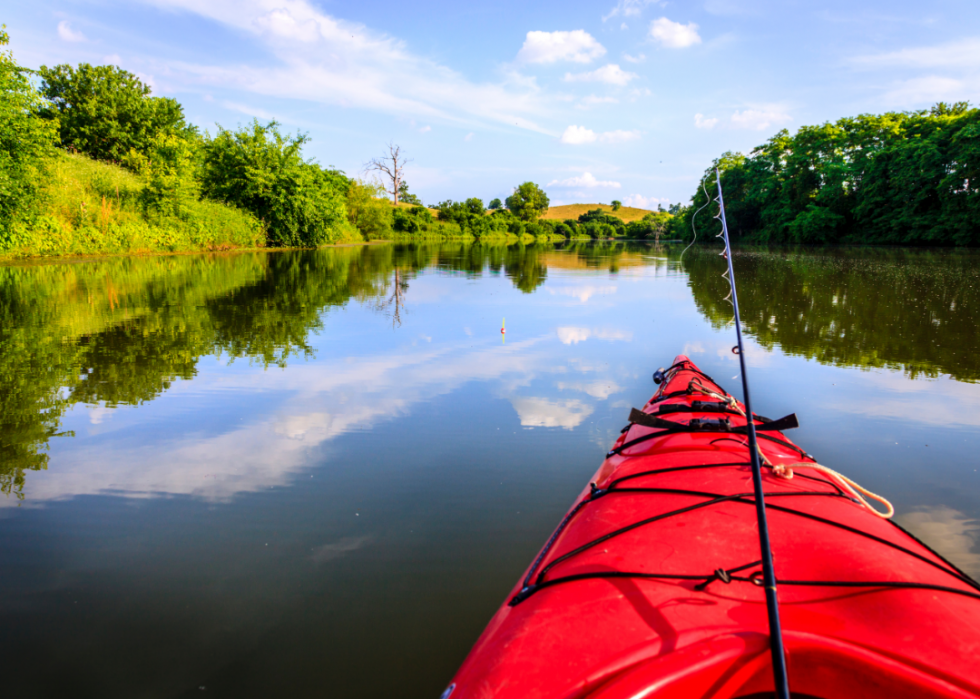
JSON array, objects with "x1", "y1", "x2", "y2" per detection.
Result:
[{"x1": 445, "y1": 356, "x2": 980, "y2": 699}]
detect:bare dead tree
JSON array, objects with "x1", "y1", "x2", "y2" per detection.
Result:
[
  {"x1": 365, "y1": 143, "x2": 411, "y2": 205},
  {"x1": 374, "y1": 268, "x2": 409, "y2": 328}
]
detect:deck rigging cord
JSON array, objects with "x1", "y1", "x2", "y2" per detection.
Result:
[{"x1": 713, "y1": 168, "x2": 792, "y2": 699}]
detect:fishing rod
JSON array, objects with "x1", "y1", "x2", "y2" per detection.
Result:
[{"x1": 714, "y1": 168, "x2": 791, "y2": 699}]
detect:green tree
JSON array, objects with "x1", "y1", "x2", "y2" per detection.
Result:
[
  {"x1": 611, "y1": 200, "x2": 622, "y2": 211},
  {"x1": 0, "y1": 27, "x2": 57, "y2": 241},
  {"x1": 505, "y1": 182, "x2": 550, "y2": 221},
  {"x1": 684, "y1": 105, "x2": 980, "y2": 246},
  {"x1": 37, "y1": 63, "x2": 187, "y2": 162},
  {"x1": 397, "y1": 180, "x2": 422, "y2": 206},
  {"x1": 578, "y1": 208, "x2": 625, "y2": 235},
  {"x1": 347, "y1": 180, "x2": 393, "y2": 239},
  {"x1": 199, "y1": 119, "x2": 355, "y2": 246},
  {"x1": 488, "y1": 198, "x2": 502, "y2": 210}
]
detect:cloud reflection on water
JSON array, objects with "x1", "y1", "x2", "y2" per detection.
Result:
[{"x1": 11, "y1": 326, "x2": 631, "y2": 505}]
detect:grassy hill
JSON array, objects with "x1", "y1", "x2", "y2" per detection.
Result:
[
  {"x1": 541, "y1": 203, "x2": 653, "y2": 223},
  {"x1": 2, "y1": 152, "x2": 265, "y2": 259}
]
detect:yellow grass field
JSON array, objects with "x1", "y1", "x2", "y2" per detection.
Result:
[{"x1": 541, "y1": 203, "x2": 653, "y2": 223}]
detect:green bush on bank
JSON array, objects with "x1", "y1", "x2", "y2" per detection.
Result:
[
  {"x1": 1, "y1": 152, "x2": 263, "y2": 257},
  {"x1": 199, "y1": 120, "x2": 359, "y2": 247}
]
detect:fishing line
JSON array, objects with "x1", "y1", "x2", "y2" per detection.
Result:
[
  {"x1": 679, "y1": 175, "x2": 713, "y2": 261},
  {"x1": 714, "y1": 168, "x2": 791, "y2": 699}
]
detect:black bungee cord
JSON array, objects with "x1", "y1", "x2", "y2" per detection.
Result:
[{"x1": 714, "y1": 168, "x2": 791, "y2": 699}]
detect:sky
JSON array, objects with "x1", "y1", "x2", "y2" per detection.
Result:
[{"x1": 6, "y1": 0, "x2": 980, "y2": 208}]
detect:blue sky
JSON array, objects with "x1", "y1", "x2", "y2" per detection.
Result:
[{"x1": 6, "y1": 0, "x2": 980, "y2": 208}]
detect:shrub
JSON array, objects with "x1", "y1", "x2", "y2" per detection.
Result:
[
  {"x1": 347, "y1": 180, "x2": 392, "y2": 239},
  {"x1": 199, "y1": 120, "x2": 354, "y2": 247}
]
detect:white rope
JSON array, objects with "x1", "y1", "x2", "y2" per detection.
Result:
[
  {"x1": 771, "y1": 461, "x2": 895, "y2": 519},
  {"x1": 677, "y1": 372, "x2": 895, "y2": 519}
]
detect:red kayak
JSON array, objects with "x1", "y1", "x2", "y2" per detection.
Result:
[{"x1": 443, "y1": 356, "x2": 980, "y2": 698}]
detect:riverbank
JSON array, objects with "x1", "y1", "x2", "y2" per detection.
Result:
[{"x1": 0, "y1": 152, "x2": 268, "y2": 260}]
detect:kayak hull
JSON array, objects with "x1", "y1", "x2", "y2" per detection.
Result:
[{"x1": 444, "y1": 356, "x2": 980, "y2": 699}]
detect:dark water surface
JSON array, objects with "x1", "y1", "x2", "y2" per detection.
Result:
[{"x1": 2, "y1": 243, "x2": 979, "y2": 697}]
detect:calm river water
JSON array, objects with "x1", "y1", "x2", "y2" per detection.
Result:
[{"x1": 2, "y1": 242, "x2": 979, "y2": 697}]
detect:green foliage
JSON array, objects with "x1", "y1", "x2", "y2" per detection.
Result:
[
  {"x1": 624, "y1": 210, "x2": 672, "y2": 240},
  {"x1": 38, "y1": 63, "x2": 187, "y2": 162},
  {"x1": 1, "y1": 151, "x2": 263, "y2": 257},
  {"x1": 505, "y1": 181, "x2": 550, "y2": 221},
  {"x1": 347, "y1": 180, "x2": 393, "y2": 239},
  {"x1": 397, "y1": 180, "x2": 422, "y2": 206},
  {"x1": 488, "y1": 198, "x2": 502, "y2": 210},
  {"x1": 683, "y1": 105, "x2": 980, "y2": 245},
  {"x1": 611, "y1": 200, "x2": 622, "y2": 211},
  {"x1": 139, "y1": 133, "x2": 200, "y2": 218},
  {"x1": 199, "y1": 120, "x2": 356, "y2": 247},
  {"x1": 577, "y1": 208, "x2": 625, "y2": 237},
  {"x1": 392, "y1": 205, "x2": 464, "y2": 238},
  {"x1": 683, "y1": 246, "x2": 980, "y2": 382},
  {"x1": 0, "y1": 27, "x2": 58, "y2": 239}
]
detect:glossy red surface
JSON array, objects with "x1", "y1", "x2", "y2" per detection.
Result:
[{"x1": 443, "y1": 356, "x2": 980, "y2": 699}]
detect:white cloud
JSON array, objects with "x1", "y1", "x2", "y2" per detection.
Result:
[
  {"x1": 129, "y1": 0, "x2": 553, "y2": 134},
  {"x1": 694, "y1": 113, "x2": 719, "y2": 129},
  {"x1": 548, "y1": 285, "x2": 618, "y2": 303},
  {"x1": 557, "y1": 380, "x2": 623, "y2": 400},
  {"x1": 623, "y1": 194, "x2": 667, "y2": 208},
  {"x1": 600, "y1": 129, "x2": 641, "y2": 143},
  {"x1": 623, "y1": 52, "x2": 646, "y2": 63},
  {"x1": 311, "y1": 536, "x2": 372, "y2": 563},
  {"x1": 578, "y1": 95, "x2": 619, "y2": 108},
  {"x1": 851, "y1": 38, "x2": 980, "y2": 69},
  {"x1": 254, "y1": 8, "x2": 320, "y2": 41},
  {"x1": 419, "y1": 125, "x2": 431, "y2": 133},
  {"x1": 559, "y1": 125, "x2": 641, "y2": 145},
  {"x1": 464, "y1": 132, "x2": 474, "y2": 142},
  {"x1": 57, "y1": 20, "x2": 86, "y2": 42},
  {"x1": 510, "y1": 397, "x2": 594, "y2": 429},
  {"x1": 897, "y1": 506, "x2": 980, "y2": 578},
  {"x1": 730, "y1": 108, "x2": 792, "y2": 130},
  {"x1": 604, "y1": 0, "x2": 656, "y2": 21},
  {"x1": 649, "y1": 17, "x2": 702, "y2": 48},
  {"x1": 882, "y1": 76, "x2": 968, "y2": 106},
  {"x1": 556, "y1": 326, "x2": 633, "y2": 344},
  {"x1": 223, "y1": 101, "x2": 276, "y2": 119},
  {"x1": 560, "y1": 125, "x2": 597, "y2": 144},
  {"x1": 564, "y1": 63, "x2": 637, "y2": 86},
  {"x1": 695, "y1": 109, "x2": 791, "y2": 131},
  {"x1": 103, "y1": 54, "x2": 122, "y2": 65},
  {"x1": 629, "y1": 87, "x2": 653, "y2": 100},
  {"x1": 548, "y1": 172, "x2": 622, "y2": 189},
  {"x1": 516, "y1": 30, "x2": 606, "y2": 64}
]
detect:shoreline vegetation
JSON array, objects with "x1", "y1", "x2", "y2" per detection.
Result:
[
  {"x1": 681, "y1": 102, "x2": 980, "y2": 246},
  {"x1": 6, "y1": 26, "x2": 976, "y2": 260},
  {"x1": 0, "y1": 31, "x2": 672, "y2": 261}
]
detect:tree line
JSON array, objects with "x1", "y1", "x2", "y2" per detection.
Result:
[
  {"x1": 678, "y1": 103, "x2": 980, "y2": 246},
  {"x1": 0, "y1": 30, "x2": 670, "y2": 255}
]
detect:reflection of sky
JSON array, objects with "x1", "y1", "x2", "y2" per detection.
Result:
[
  {"x1": 7, "y1": 251, "x2": 980, "y2": 563},
  {"x1": 4, "y1": 248, "x2": 980, "y2": 698}
]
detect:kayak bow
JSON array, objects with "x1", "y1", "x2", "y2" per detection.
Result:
[{"x1": 443, "y1": 357, "x2": 980, "y2": 699}]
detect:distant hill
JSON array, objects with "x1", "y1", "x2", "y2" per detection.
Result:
[{"x1": 541, "y1": 203, "x2": 653, "y2": 223}]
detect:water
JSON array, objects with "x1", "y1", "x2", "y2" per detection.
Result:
[{"x1": 1, "y1": 243, "x2": 979, "y2": 698}]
